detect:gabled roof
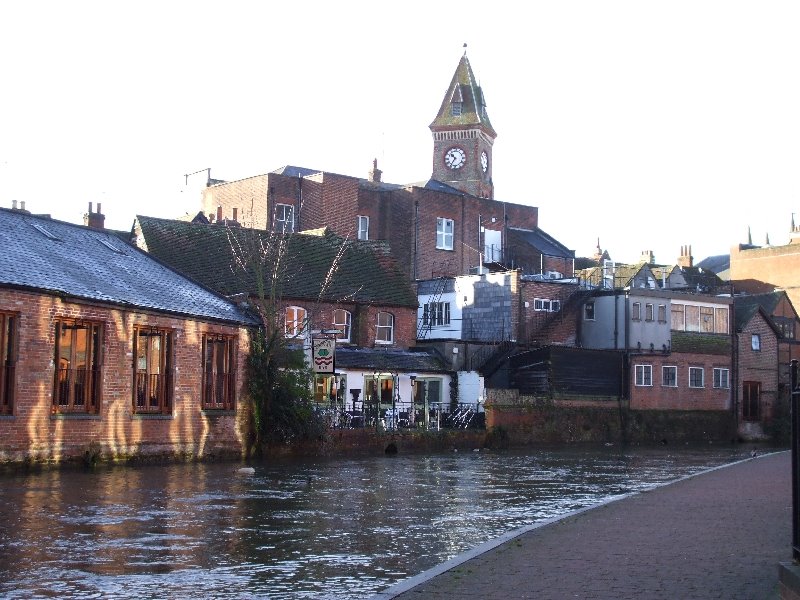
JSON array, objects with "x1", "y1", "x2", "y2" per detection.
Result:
[
  {"x1": 134, "y1": 216, "x2": 419, "y2": 308},
  {"x1": 0, "y1": 208, "x2": 256, "y2": 325},
  {"x1": 734, "y1": 295, "x2": 783, "y2": 336},
  {"x1": 696, "y1": 254, "x2": 730, "y2": 275},
  {"x1": 429, "y1": 52, "x2": 496, "y2": 137},
  {"x1": 334, "y1": 347, "x2": 447, "y2": 372},
  {"x1": 677, "y1": 266, "x2": 726, "y2": 293},
  {"x1": 734, "y1": 291, "x2": 796, "y2": 334},
  {"x1": 507, "y1": 227, "x2": 575, "y2": 259},
  {"x1": 404, "y1": 178, "x2": 468, "y2": 195},
  {"x1": 270, "y1": 165, "x2": 322, "y2": 178}
]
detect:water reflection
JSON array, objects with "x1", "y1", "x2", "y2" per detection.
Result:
[{"x1": 0, "y1": 445, "x2": 755, "y2": 599}]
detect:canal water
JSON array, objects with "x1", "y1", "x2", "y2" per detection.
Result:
[{"x1": 0, "y1": 444, "x2": 758, "y2": 599}]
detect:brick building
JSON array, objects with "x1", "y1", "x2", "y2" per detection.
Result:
[
  {"x1": 730, "y1": 221, "x2": 800, "y2": 309},
  {"x1": 734, "y1": 298, "x2": 781, "y2": 439},
  {"x1": 0, "y1": 206, "x2": 257, "y2": 465},
  {"x1": 198, "y1": 51, "x2": 574, "y2": 283},
  {"x1": 133, "y1": 216, "x2": 450, "y2": 419}
]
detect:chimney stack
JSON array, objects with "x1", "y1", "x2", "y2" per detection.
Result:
[
  {"x1": 677, "y1": 245, "x2": 693, "y2": 268},
  {"x1": 368, "y1": 158, "x2": 382, "y2": 183},
  {"x1": 232, "y1": 207, "x2": 238, "y2": 222},
  {"x1": 84, "y1": 202, "x2": 106, "y2": 230},
  {"x1": 216, "y1": 205, "x2": 223, "y2": 223}
]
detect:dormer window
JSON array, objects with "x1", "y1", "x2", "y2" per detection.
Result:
[{"x1": 451, "y1": 102, "x2": 462, "y2": 116}]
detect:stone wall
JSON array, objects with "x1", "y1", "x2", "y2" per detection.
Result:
[{"x1": 485, "y1": 389, "x2": 737, "y2": 445}]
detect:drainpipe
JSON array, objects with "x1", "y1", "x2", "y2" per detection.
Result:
[
  {"x1": 732, "y1": 310, "x2": 739, "y2": 434},
  {"x1": 413, "y1": 200, "x2": 419, "y2": 280},
  {"x1": 296, "y1": 175, "x2": 303, "y2": 232}
]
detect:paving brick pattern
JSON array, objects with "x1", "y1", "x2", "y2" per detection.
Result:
[{"x1": 380, "y1": 451, "x2": 791, "y2": 600}]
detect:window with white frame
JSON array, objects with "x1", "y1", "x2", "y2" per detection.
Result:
[
  {"x1": 671, "y1": 303, "x2": 729, "y2": 333},
  {"x1": 689, "y1": 367, "x2": 704, "y2": 388},
  {"x1": 423, "y1": 302, "x2": 450, "y2": 327},
  {"x1": 357, "y1": 216, "x2": 369, "y2": 241},
  {"x1": 662, "y1": 366, "x2": 677, "y2": 387},
  {"x1": 635, "y1": 364, "x2": 652, "y2": 386},
  {"x1": 658, "y1": 304, "x2": 667, "y2": 323},
  {"x1": 436, "y1": 217, "x2": 454, "y2": 250},
  {"x1": 376, "y1": 312, "x2": 394, "y2": 344},
  {"x1": 285, "y1": 306, "x2": 306, "y2": 338},
  {"x1": 714, "y1": 307, "x2": 729, "y2": 334},
  {"x1": 533, "y1": 298, "x2": 561, "y2": 313},
  {"x1": 333, "y1": 309, "x2": 351, "y2": 342},
  {"x1": 713, "y1": 368, "x2": 730, "y2": 389},
  {"x1": 645, "y1": 303, "x2": 654, "y2": 322},
  {"x1": 632, "y1": 302, "x2": 641, "y2": 321},
  {"x1": 671, "y1": 304, "x2": 685, "y2": 330},
  {"x1": 275, "y1": 203, "x2": 295, "y2": 233},
  {"x1": 751, "y1": 334, "x2": 761, "y2": 351}
]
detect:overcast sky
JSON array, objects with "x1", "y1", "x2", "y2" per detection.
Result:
[{"x1": 1, "y1": 1, "x2": 798, "y2": 265}]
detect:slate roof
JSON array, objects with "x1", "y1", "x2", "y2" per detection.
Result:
[
  {"x1": 696, "y1": 254, "x2": 730, "y2": 275},
  {"x1": 270, "y1": 165, "x2": 322, "y2": 178},
  {"x1": 734, "y1": 293, "x2": 786, "y2": 335},
  {"x1": 429, "y1": 52, "x2": 496, "y2": 136},
  {"x1": 507, "y1": 227, "x2": 575, "y2": 259},
  {"x1": 0, "y1": 208, "x2": 257, "y2": 325},
  {"x1": 677, "y1": 266, "x2": 727, "y2": 293},
  {"x1": 135, "y1": 216, "x2": 419, "y2": 307},
  {"x1": 334, "y1": 347, "x2": 447, "y2": 372}
]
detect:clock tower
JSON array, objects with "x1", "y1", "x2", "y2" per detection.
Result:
[{"x1": 430, "y1": 48, "x2": 496, "y2": 199}]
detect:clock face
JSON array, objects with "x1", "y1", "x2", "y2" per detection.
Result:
[
  {"x1": 444, "y1": 147, "x2": 466, "y2": 170},
  {"x1": 480, "y1": 151, "x2": 488, "y2": 173}
]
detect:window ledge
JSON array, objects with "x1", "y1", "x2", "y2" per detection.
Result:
[
  {"x1": 0, "y1": 414, "x2": 14, "y2": 420},
  {"x1": 51, "y1": 413, "x2": 101, "y2": 420},
  {"x1": 132, "y1": 413, "x2": 173, "y2": 420},
  {"x1": 201, "y1": 410, "x2": 236, "y2": 417}
]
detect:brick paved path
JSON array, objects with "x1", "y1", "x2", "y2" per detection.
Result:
[{"x1": 376, "y1": 450, "x2": 791, "y2": 600}]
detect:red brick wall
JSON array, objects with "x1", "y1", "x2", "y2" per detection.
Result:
[
  {"x1": 629, "y1": 351, "x2": 732, "y2": 411},
  {"x1": 0, "y1": 289, "x2": 251, "y2": 465},
  {"x1": 277, "y1": 299, "x2": 416, "y2": 349},
  {"x1": 738, "y1": 312, "x2": 779, "y2": 422},
  {"x1": 519, "y1": 281, "x2": 581, "y2": 344},
  {"x1": 200, "y1": 171, "x2": 544, "y2": 282},
  {"x1": 201, "y1": 175, "x2": 269, "y2": 228},
  {"x1": 730, "y1": 242, "x2": 800, "y2": 310}
]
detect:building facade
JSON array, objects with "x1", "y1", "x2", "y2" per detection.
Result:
[{"x1": 0, "y1": 207, "x2": 257, "y2": 465}]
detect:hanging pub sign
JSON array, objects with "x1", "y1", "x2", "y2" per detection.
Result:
[{"x1": 312, "y1": 338, "x2": 335, "y2": 373}]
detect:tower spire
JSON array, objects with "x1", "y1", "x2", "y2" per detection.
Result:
[{"x1": 430, "y1": 50, "x2": 496, "y2": 199}]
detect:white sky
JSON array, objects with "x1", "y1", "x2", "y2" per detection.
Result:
[{"x1": 1, "y1": 1, "x2": 798, "y2": 265}]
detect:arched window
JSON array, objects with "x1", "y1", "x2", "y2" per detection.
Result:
[
  {"x1": 333, "y1": 309, "x2": 351, "y2": 342},
  {"x1": 376, "y1": 312, "x2": 394, "y2": 344},
  {"x1": 285, "y1": 306, "x2": 307, "y2": 338}
]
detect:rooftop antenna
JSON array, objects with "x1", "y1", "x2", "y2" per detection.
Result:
[{"x1": 184, "y1": 167, "x2": 211, "y2": 186}]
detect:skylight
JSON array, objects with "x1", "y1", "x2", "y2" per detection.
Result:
[
  {"x1": 98, "y1": 238, "x2": 125, "y2": 254},
  {"x1": 30, "y1": 222, "x2": 61, "y2": 241}
]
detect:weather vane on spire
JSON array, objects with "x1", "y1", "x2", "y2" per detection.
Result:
[{"x1": 463, "y1": 42, "x2": 467, "y2": 55}]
